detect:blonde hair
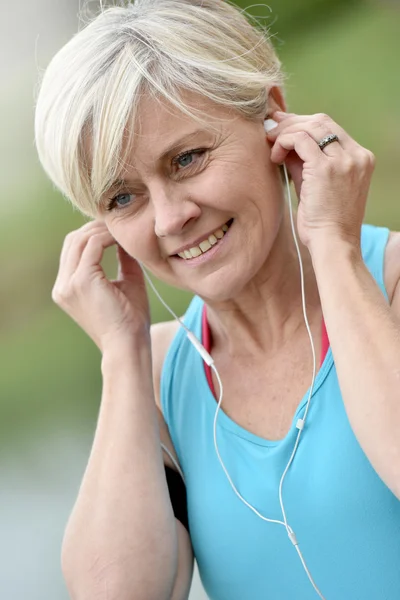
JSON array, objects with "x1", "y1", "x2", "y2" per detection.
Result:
[{"x1": 34, "y1": 0, "x2": 286, "y2": 217}]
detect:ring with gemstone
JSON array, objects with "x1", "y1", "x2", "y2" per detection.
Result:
[{"x1": 318, "y1": 133, "x2": 340, "y2": 150}]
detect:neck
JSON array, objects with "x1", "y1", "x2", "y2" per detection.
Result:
[{"x1": 204, "y1": 209, "x2": 321, "y2": 359}]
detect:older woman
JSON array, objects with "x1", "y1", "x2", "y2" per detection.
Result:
[{"x1": 34, "y1": 1, "x2": 400, "y2": 599}]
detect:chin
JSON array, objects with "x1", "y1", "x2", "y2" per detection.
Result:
[{"x1": 189, "y1": 270, "x2": 252, "y2": 303}]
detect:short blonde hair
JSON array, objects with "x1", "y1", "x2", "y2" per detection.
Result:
[{"x1": 34, "y1": 0, "x2": 286, "y2": 217}]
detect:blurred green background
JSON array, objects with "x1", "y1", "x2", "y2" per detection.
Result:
[{"x1": 1, "y1": 1, "x2": 398, "y2": 598}]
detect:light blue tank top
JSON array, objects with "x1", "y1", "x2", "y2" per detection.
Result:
[{"x1": 161, "y1": 224, "x2": 400, "y2": 600}]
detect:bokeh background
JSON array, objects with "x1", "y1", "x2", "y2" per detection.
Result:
[{"x1": 1, "y1": 0, "x2": 399, "y2": 598}]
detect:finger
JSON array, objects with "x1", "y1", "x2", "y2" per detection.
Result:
[
  {"x1": 271, "y1": 111, "x2": 295, "y2": 121},
  {"x1": 78, "y1": 230, "x2": 117, "y2": 270},
  {"x1": 268, "y1": 112, "x2": 351, "y2": 155},
  {"x1": 270, "y1": 112, "x2": 346, "y2": 135},
  {"x1": 59, "y1": 221, "x2": 109, "y2": 276},
  {"x1": 270, "y1": 131, "x2": 325, "y2": 165},
  {"x1": 272, "y1": 122, "x2": 343, "y2": 158},
  {"x1": 269, "y1": 113, "x2": 326, "y2": 135}
]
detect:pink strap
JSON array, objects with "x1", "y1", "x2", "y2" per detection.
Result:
[
  {"x1": 202, "y1": 305, "x2": 330, "y2": 400},
  {"x1": 202, "y1": 305, "x2": 217, "y2": 397},
  {"x1": 320, "y1": 318, "x2": 330, "y2": 367}
]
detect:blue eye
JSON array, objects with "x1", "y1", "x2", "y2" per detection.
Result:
[
  {"x1": 173, "y1": 149, "x2": 205, "y2": 170},
  {"x1": 107, "y1": 192, "x2": 135, "y2": 211},
  {"x1": 178, "y1": 153, "x2": 195, "y2": 168},
  {"x1": 115, "y1": 193, "x2": 132, "y2": 206}
]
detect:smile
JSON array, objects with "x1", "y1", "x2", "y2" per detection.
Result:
[{"x1": 177, "y1": 219, "x2": 233, "y2": 260}]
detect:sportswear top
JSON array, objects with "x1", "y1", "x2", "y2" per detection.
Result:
[{"x1": 161, "y1": 224, "x2": 400, "y2": 600}]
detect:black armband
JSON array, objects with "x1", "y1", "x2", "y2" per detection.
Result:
[{"x1": 165, "y1": 465, "x2": 189, "y2": 532}]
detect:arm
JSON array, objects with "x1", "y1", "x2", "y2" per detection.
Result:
[
  {"x1": 62, "y1": 324, "x2": 194, "y2": 600},
  {"x1": 52, "y1": 222, "x2": 193, "y2": 599},
  {"x1": 268, "y1": 110, "x2": 400, "y2": 498},
  {"x1": 310, "y1": 234, "x2": 400, "y2": 499},
  {"x1": 62, "y1": 339, "x2": 179, "y2": 600}
]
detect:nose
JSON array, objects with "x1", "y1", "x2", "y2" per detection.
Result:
[{"x1": 152, "y1": 185, "x2": 201, "y2": 238}]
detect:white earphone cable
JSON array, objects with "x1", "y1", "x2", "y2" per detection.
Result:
[
  {"x1": 208, "y1": 165, "x2": 325, "y2": 599},
  {"x1": 140, "y1": 163, "x2": 326, "y2": 599},
  {"x1": 277, "y1": 166, "x2": 318, "y2": 530}
]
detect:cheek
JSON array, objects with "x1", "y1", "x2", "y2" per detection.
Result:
[
  {"x1": 105, "y1": 218, "x2": 156, "y2": 261},
  {"x1": 201, "y1": 160, "x2": 255, "y2": 207}
]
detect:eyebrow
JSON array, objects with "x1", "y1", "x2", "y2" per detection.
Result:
[{"x1": 106, "y1": 129, "x2": 210, "y2": 193}]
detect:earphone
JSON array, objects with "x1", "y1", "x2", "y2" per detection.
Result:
[
  {"x1": 264, "y1": 117, "x2": 278, "y2": 133},
  {"x1": 141, "y1": 117, "x2": 326, "y2": 599}
]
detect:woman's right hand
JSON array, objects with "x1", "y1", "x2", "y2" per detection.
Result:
[{"x1": 52, "y1": 220, "x2": 151, "y2": 352}]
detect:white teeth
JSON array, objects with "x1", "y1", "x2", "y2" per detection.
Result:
[
  {"x1": 199, "y1": 240, "x2": 212, "y2": 252},
  {"x1": 177, "y1": 221, "x2": 231, "y2": 259}
]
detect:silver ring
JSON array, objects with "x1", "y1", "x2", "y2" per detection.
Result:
[{"x1": 318, "y1": 133, "x2": 339, "y2": 150}]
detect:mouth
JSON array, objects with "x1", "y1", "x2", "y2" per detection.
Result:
[{"x1": 174, "y1": 218, "x2": 234, "y2": 260}]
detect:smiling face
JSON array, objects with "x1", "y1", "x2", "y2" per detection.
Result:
[{"x1": 99, "y1": 92, "x2": 286, "y2": 302}]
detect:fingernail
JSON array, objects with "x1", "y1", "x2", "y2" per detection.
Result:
[{"x1": 274, "y1": 110, "x2": 295, "y2": 119}]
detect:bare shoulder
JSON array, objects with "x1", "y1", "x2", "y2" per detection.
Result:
[
  {"x1": 384, "y1": 231, "x2": 400, "y2": 304},
  {"x1": 151, "y1": 319, "x2": 181, "y2": 405},
  {"x1": 150, "y1": 319, "x2": 181, "y2": 471}
]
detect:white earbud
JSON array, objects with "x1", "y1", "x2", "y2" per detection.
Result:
[{"x1": 264, "y1": 118, "x2": 278, "y2": 133}]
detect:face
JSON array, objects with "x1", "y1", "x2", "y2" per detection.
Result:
[{"x1": 99, "y1": 92, "x2": 286, "y2": 302}]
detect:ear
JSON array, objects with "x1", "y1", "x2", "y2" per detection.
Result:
[{"x1": 265, "y1": 86, "x2": 287, "y2": 118}]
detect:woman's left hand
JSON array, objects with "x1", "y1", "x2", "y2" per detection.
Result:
[{"x1": 266, "y1": 111, "x2": 376, "y2": 252}]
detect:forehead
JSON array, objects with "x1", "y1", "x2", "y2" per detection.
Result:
[
  {"x1": 130, "y1": 90, "x2": 242, "y2": 159},
  {"x1": 136, "y1": 90, "x2": 230, "y2": 139}
]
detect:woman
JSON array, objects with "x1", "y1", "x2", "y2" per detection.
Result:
[{"x1": 34, "y1": 1, "x2": 400, "y2": 598}]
